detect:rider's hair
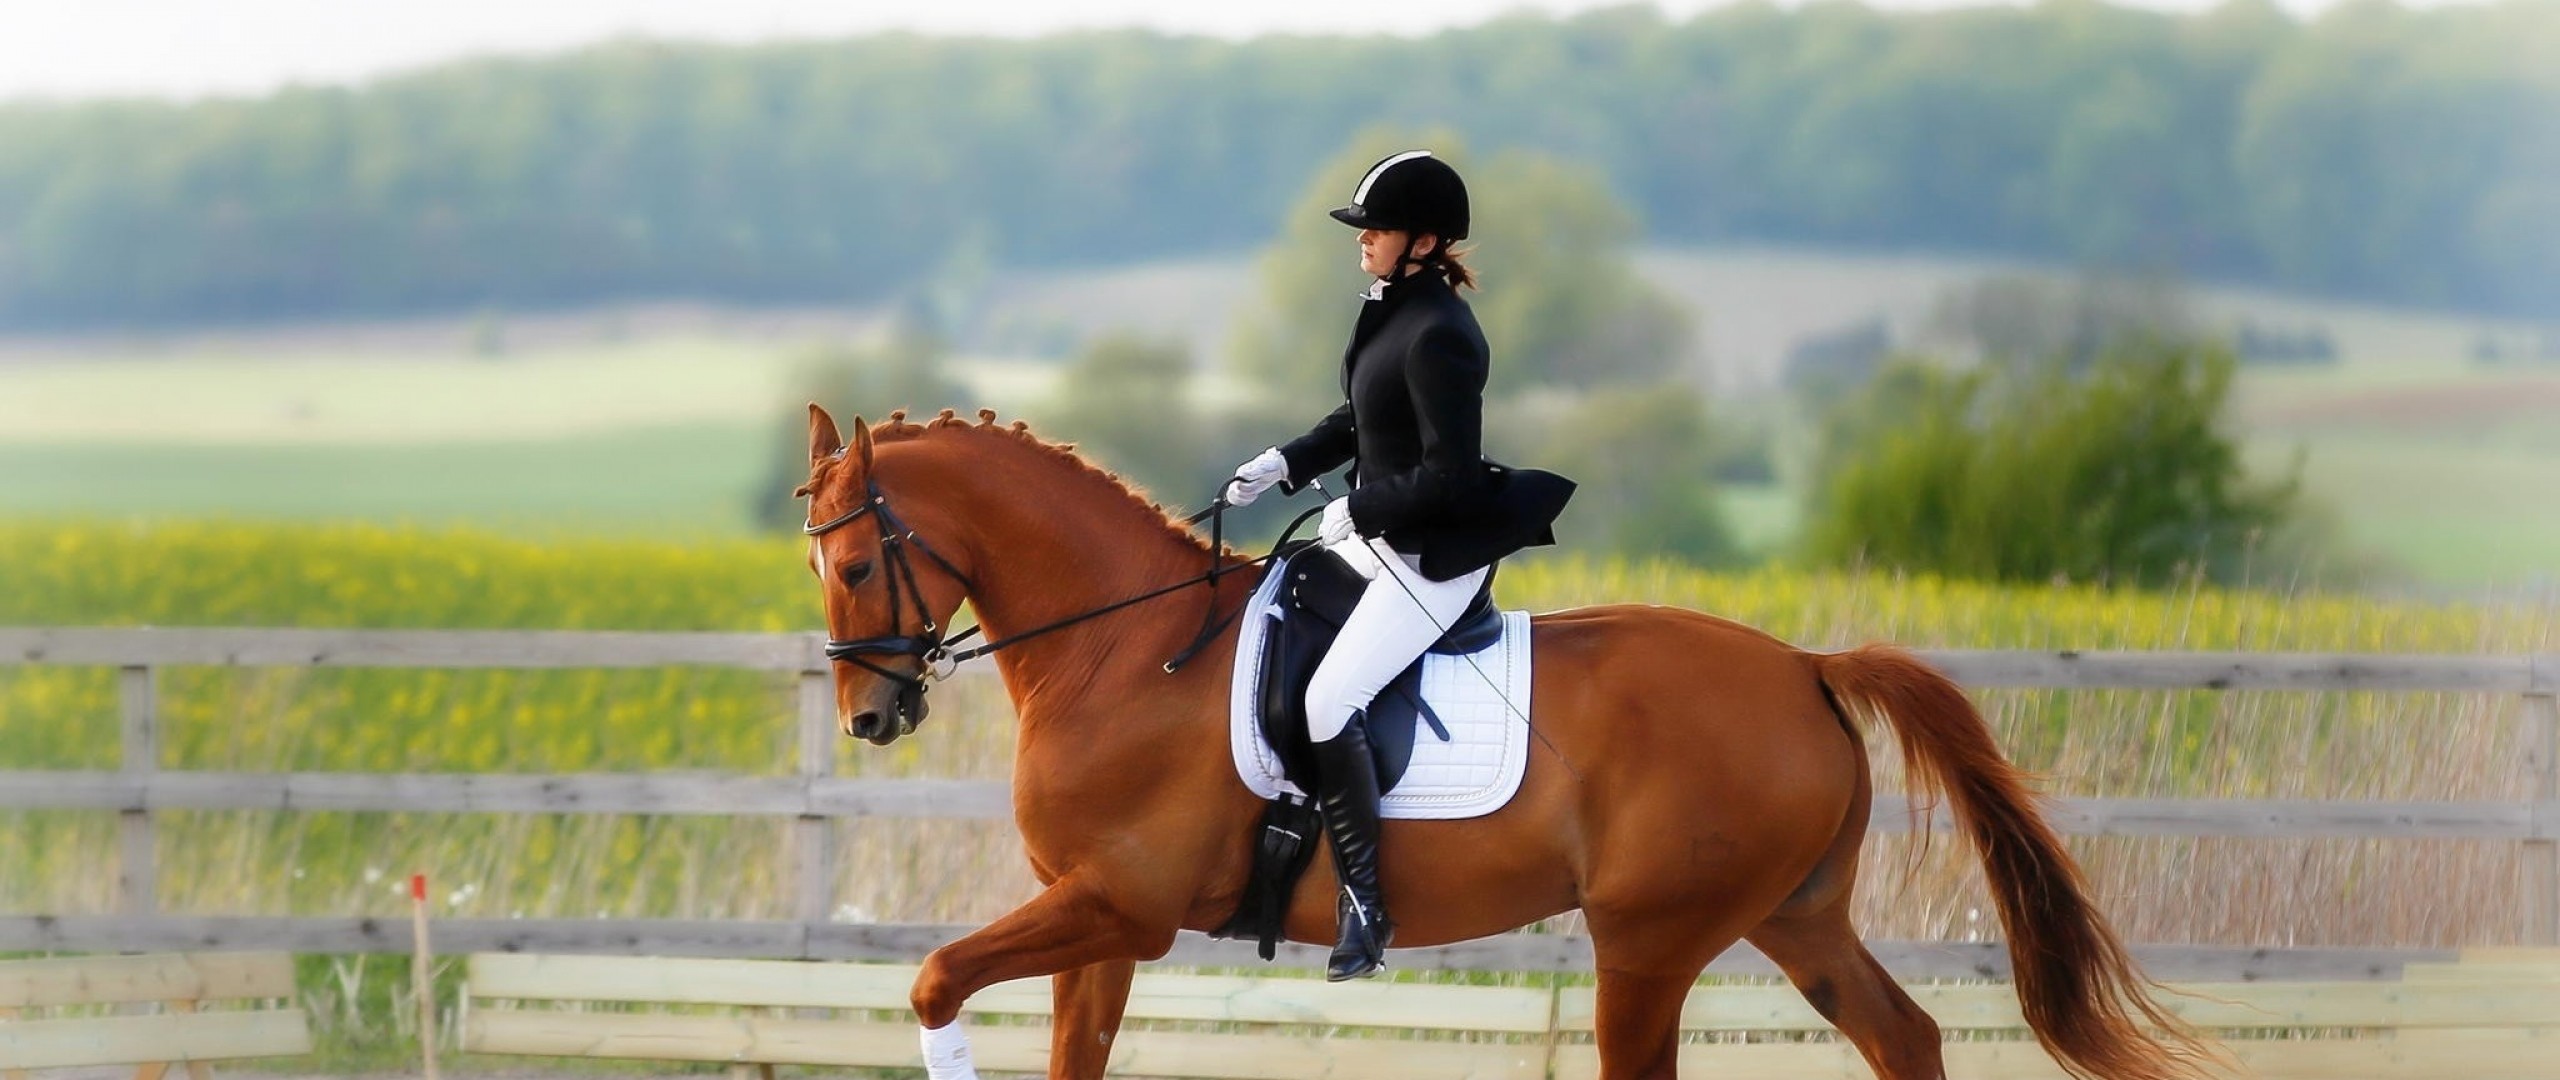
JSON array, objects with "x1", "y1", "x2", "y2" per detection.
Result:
[{"x1": 1437, "y1": 242, "x2": 1477, "y2": 291}]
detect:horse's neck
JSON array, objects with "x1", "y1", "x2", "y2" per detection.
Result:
[{"x1": 900, "y1": 437, "x2": 1234, "y2": 708}]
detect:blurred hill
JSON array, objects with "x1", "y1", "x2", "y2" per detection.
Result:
[
  {"x1": 5, "y1": 246, "x2": 2554, "y2": 587},
  {"x1": 1, "y1": 0, "x2": 2555, "y2": 330}
]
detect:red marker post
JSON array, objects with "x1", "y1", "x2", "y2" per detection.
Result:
[{"x1": 411, "y1": 873, "x2": 441, "y2": 1080}]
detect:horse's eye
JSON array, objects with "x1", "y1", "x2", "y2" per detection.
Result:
[{"x1": 841, "y1": 560, "x2": 874, "y2": 588}]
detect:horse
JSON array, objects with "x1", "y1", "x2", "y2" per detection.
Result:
[{"x1": 794, "y1": 405, "x2": 2211, "y2": 1080}]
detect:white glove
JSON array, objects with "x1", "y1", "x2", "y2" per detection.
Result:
[
  {"x1": 1318, "y1": 497, "x2": 1359, "y2": 546},
  {"x1": 1223, "y1": 447, "x2": 1289, "y2": 507}
]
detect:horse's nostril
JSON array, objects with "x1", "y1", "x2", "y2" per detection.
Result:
[{"x1": 848, "y1": 711, "x2": 883, "y2": 740}]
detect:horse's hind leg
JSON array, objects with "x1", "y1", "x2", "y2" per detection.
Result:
[
  {"x1": 1585, "y1": 899, "x2": 1769, "y2": 1079},
  {"x1": 1747, "y1": 902, "x2": 1945, "y2": 1079}
]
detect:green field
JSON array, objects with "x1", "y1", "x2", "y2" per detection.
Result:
[{"x1": 3, "y1": 247, "x2": 2553, "y2": 586}]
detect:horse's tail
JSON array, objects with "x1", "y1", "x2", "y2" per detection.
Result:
[{"x1": 1814, "y1": 644, "x2": 2217, "y2": 1080}]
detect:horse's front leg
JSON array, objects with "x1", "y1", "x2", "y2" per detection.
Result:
[
  {"x1": 1049, "y1": 958, "x2": 1138, "y2": 1079},
  {"x1": 911, "y1": 874, "x2": 1171, "y2": 1079}
]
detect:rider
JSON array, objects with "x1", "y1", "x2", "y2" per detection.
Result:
[{"x1": 1224, "y1": 149, "x2": 1573, "y2": 981}]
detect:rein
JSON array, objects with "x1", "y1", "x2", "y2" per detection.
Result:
[{"x1": 806, "y1": 474, "x2": 1319, "y2": 729}]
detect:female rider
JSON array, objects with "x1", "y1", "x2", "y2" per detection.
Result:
[{"x1": 1223, "y1": 149, "x2": 1573, "y2": 981}]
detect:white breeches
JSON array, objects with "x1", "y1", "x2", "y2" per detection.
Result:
[{"x1": 1304, "y1": 534, "x2": 1491, "y2": 743}]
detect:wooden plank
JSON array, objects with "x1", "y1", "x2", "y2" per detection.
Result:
[
  {"x1": 0, "y1": 627, "x2": 817, "y2": 671},
  {"x1": 9, "y1": 630, "x2": 2549, "y2": 693},
  {"x1": 0, "y1": 1010, "x2": 311, "y2": 1070},
  {"x1": 1869, "y1": 795, "x2": 2545, "y2": 839},
  {"x1": 0, "y1": 916, "x2": 812, "y2": 958},
  {"x1": 2532, "y1": 691, "x2": 2560, "y2": 944},
  {"x1": 465, "y1": 1010, "x2": 1033, "y2": 1068},
  {"x1": 0, "y1": 954, "x2": 294, "y2": 1008},
  {"x1": 1120, "y1": 973, "x2": 1553, "y2": 1032},
  {"x1": 1555, "y1": 1029, "x2": 2560, "y2": 1080},
  {"x1": 1919, "y1": 649, "x2": 2541, "y2": 693},
  {"x1": 2455, "y1": 947, "x2": 2560, "y2": 964},
  {"x1": 466, "y1": 1010, "x2": 1543, "y2": 1080},
  {"x1": 2403, "y1": 961, "x2": 2560, "y2": 981},
  {"x1": 11, "y1": 769, "x2": 2542, "y2": 839},
  {"x1": 468, "y1": 955, "x2": 1554, "y2": 1033},
  {"x1": 118, "y1": 665, "x2": 157, "y2": 917},
  {"x1": 1104, "y1": 1027, "x2": 1548, "y2": 1080},
  {"x1": 804, "y1": 777, "x2": 1012, "y2": 819},
  {"x1": 0, "y1": 772, "x2": 1010, "y2": 820},
  {"x1": 472, "y1": 956, "x2": 952, "y2": 1012},
  {"x1": 1553, "y1": 979, "x2": 2560, "y2": 1034},
  {"x1": 0, "y1": 917, "x2": 2452, "y2": 981},
  {"x1": 794, "y1": 671, "x2": 838, "y2": 925}
]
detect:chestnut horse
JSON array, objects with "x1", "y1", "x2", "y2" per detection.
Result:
[{"x1": 797, "y1": 406, "x2": 2208, "y2": 1080}]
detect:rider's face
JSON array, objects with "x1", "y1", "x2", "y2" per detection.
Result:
[{"x1": 1359, "y1": 228, "x2": 1436, "y2": 278}]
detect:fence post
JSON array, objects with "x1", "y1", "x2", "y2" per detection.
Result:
[
  {"x1": 118, "y1": 665, "x2": 158, "y2": 916},
  {"x1": 794, "y1": 670, "x2": 838, "y2": 927},
  {"x1": 2530, "y1": 686, "x2": 2560, "y2": 947}
]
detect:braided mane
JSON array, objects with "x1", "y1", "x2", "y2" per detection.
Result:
[{"x1": 808, "y1": 408, "x2": 1220, "y2": 558}]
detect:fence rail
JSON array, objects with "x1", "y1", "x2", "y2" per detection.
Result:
[
  {"x1": 6, "y1": 627, "x2": 2557, "y2": 971},
  {"x1": 0, "y1": 916, "x2": 2443, "y2": 982},
  {"x1": 0, "y1": 772, "x2": 2546, "y2": 839},
  {"x1": 8, "y1": 626, "x2": 2555, "y2": 689}
]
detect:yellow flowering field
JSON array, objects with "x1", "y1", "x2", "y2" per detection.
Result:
[{"x1": 2, "y1": 522, "x2": 2553, "y2": 952}]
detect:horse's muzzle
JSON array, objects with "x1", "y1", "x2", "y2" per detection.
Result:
[{"x1": 844, "y1": 682, "x2": 929, "y2": 746}]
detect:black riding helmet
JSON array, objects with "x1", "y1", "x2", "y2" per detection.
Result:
[{"x1": 1330, "y1": 150, "x2": 1470, "y2": 243}]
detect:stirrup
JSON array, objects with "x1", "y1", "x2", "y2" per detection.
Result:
[{"x1": 1327, "y1": 887, "x2": 1391, "y2": 981}]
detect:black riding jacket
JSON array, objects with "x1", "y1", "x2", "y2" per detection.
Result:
[{"x1": 1278, "y1": 271, "x2": 1572, "y2": 581}]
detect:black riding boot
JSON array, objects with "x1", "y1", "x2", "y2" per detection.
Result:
[{"x1": 1313, "y1": 714, "x2": 1393, "y2": 981}]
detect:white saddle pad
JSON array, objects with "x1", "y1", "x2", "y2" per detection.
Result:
[{"x1": 1227, "y1": 564, "x2": 1534, "y2": 820}]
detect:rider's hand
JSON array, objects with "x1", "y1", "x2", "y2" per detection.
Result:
[
  {"x1": 1223, "y1": 447, "x2": 1289, "y2": 507},
  {"x1": 1318, "y1": 497, "x2": 1359, "y2": 546}
]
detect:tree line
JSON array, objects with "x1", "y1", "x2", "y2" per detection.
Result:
[{"x1": 2, "y1": 0, "x2": 2553, "y2": 329}]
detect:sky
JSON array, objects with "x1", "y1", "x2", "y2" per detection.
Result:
[{"x1": 2, "y1": 0, "x2": 2469, "y2": 104}]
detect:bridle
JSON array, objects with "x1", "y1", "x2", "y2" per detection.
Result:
[
  {"x1": 805, "y1": 476, "x2": 973, "y2": 677},
  {"x1": 805, "y1": 463, "x2": 1319, "y2": 735},
  {"x1": 804, "y1": 475, "x2": 980, "y2": 733}
]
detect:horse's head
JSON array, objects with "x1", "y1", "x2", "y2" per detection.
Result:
[{"x1": 798, "y1": 404, "x2": 975, "y2": 746}]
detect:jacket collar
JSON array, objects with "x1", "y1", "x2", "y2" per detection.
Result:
[{"x1": 1361, "y1": 269, "x2": 1452, "y2": 303}]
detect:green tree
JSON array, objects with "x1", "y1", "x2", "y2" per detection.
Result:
[
  {"x1": 1040, "y1": 332, "x2": 1209, "y2": 502},
  {"x1": 1229, "y1": 132, "x2": 1691, "y2": 400},
  {"x1": 6, "y1": 4, "x2": 2559, "y2": 326},
  {"x1": 748, "y1": 321, "x2": 974, "y2": 531},
  {"x1": 1926, "y1": 273, "x2": 2198, "y2": 375},
  {"x1": 1802, "y1": 340, "x2": 2295, "y2": 587},
  {"x1": 1533, "y1": 382, "x2": 1741, "y2": 566}
]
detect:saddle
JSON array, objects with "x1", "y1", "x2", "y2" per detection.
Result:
[
  {"x1": 1215, "y1": 540, "x2": 1500, "y2": 958},
  {"x1": 1253, "y1": 541, "x2": 1501, "y2": 793}
]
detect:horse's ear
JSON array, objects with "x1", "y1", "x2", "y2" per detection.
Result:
[
  {"x1": 850, "y1": 414, "x2": 875, "y2": 468},
  {"x1": 807, "y1": 404, "x2": 844, "y2": 463}
]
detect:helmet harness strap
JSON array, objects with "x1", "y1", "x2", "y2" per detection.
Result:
[{"x1": 1393, "y1": 232, "x2": 1442, "y2": 279}]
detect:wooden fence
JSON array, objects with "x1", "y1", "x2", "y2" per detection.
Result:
[{"x1": 3, "y1": 627, "x2": 2555, "y2": 981}]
